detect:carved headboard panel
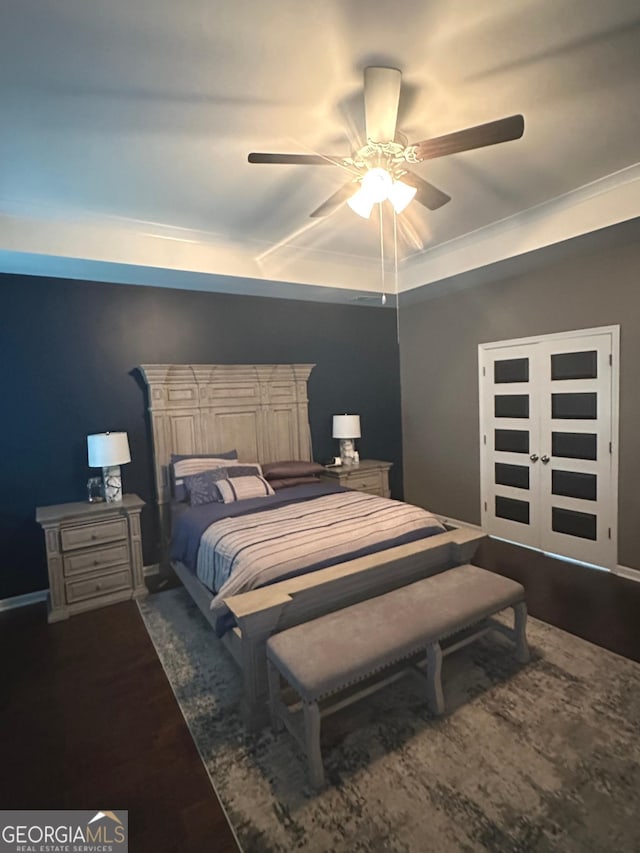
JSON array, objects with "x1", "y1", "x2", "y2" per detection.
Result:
[{"x1": 137, "y1": 364, "x2": 315, "y2": 553}]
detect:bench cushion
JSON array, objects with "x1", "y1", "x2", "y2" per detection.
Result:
[{"x1": 266, "y1": 564, "x2": 524, "y2": 702}]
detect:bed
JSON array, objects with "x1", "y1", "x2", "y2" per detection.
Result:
[{"x1": 138, "y1": 363, "x2": 485, "y2": 729}]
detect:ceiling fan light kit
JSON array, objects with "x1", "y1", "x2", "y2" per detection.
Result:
[
  {"x1": 347, "y1": 168, "x2": 418, "y2": 219},
  {"x1": 248, "y1": 66, "x2": 525, "y2": 220}
]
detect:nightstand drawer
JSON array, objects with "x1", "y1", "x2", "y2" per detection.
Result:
[
  {"x1": 60, "y1": 518, "x2": 128, "y2": 552},
  {"x1": 63, "y1": 542, "x2": 131, "y2": 577},
  {"x1": 318, "y1": 461, "x2": 392, "y2": 499},
  {"x1": 65, "y1": 567, "x2": 131, "y2": 604},
  {"x1": 342, "y1": 471, "x2": 383, "y2": 493}
]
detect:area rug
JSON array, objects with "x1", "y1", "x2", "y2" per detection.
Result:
[{"x1": 138, "y1": 587, "x2": 640, "y2": 853}]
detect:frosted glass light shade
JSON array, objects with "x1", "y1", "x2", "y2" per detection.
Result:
[
  {"x1": 348, "y1": 168, "x2": 393, "y2": 219},
  {"x1": 347, "y1": 186, "x2": 376, "y2": 219},
  {"x1": 361, "y1": 167, "x2": 392, "y2": 202},
  {"x1": 87, "y1": 432, "x2": 131, "y2": 467},
  {"x1": 332, "y1": 414, "x2": 361, "y2": 439},
  {"x1": 388, "y1": 179, "x2": 417, "y2": 213},
  {"x1": 347, "y1": 169, "x2": 416, "y2": 218}
]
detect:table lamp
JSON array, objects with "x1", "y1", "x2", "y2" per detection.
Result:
[
  {"x1": 87, "y1": 432, "x2": 131, "y2": 502},
  {"x1": 332, "y1": 414, "x2": 361, "y2": 465}
]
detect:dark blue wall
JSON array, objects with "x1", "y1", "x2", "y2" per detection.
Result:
[{"x1": 0, "y1": 273, "x2": 403, "y2": 599}]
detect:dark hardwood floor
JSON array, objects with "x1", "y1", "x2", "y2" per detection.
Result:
[
  {"x1": 2, "y1": 546, "x2": 638, "y2": 852},
  {"x1": 474, "y1": 537, "x2": 640, "y2": 663},
  {"x1": 0, "y1": 597, "x2": 239, "y2": 853}
]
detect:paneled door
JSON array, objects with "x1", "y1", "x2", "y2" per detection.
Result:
[
  {"x1": 480, "y1": 343, "x2": 541, "y2": 549},
  {"x1": 479, "y1": 327, "x2": 619, "y2": 569}
]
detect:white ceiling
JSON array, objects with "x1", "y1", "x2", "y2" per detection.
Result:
[{"x1": 1, "y1": 0, "x2": 639, "y2": 300}]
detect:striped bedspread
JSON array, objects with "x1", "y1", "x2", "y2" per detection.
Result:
[{"x1": 196, "y1": 491, "x2": 445, "y2": 614}]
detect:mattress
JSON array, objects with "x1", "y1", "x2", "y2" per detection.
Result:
[{"x1": 171, "y1": 482, "x2": 446, "y2": 636}]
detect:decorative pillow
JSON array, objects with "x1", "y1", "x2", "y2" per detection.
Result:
[
  {"x1": 268, "y1": 476, "x2": 321, "y2": 491},
  {"x1": 262, "y1": 460, "x2": 325, "y2": 481},
  {"x1": 184, "y1": 468, "x2": 230, "y2": 506},
  {"x1": 216, "y1": 475, "x2": 275, "y2": 504},
  {"x1": 170, "y1": 451, "x2": 238, "y2": 501},
  {"x1": 183, "y1": 464, "x2": 265, "y2": 506}
]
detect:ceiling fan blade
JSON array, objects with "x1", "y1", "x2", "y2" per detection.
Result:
[
  {"x1": 309, "y1": 182, "x2": 359, "y2": 218},
  {"x1": 401, "y1": 171, "x2": 451, "y2": 211},
  {"x1": 364, "y1": 66, "x2": 402, "y2": 143},
  {"x1": 248, "y1": 152, "x2": 342, "y2": 166},
  {"x1": 411, "y1": 114, "x2": 525, "y2": 161}
]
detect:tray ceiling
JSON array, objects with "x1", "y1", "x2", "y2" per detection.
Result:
[{"x1": 1, "y1": 0, "x2": 639, "y2": 300}]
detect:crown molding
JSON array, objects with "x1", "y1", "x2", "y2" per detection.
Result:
[
  {"x1": 401, "y1": 164, "x2": 640, "y2": 292},
  {"x1": 2, "y1": 163, "x2": 639, "y2": 298},
  {"x1": 0, "y1": 204, "x2": 382, "y2": 298}
]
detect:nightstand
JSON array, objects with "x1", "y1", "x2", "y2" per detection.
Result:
[
  {"x1": 36, "y1": 494, "x2": 147, "y2": 623},
  {"x1": 318, "y1": 459, "x2": 393, "y2": 498}
]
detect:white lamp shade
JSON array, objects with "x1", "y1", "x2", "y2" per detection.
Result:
[
  {"x1": 87, "y1": 432, "x2": 131, "y2": 468},
  {"x1": 332, "y1": 414, "x2": 361, "y2": 439}
]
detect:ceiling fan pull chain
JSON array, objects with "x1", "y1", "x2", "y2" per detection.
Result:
[
  {"x1": 394, "y1": 209, "x2": 401, "y2": 341},
  {"x1": 379, "y1": 202, "x2": 386, "y2": 305},
  {"x1": 393, "y1": 208, "x2": 399, "y2": 301}
]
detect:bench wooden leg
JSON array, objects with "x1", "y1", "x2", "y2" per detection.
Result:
[
  {"x1": 426, "y1": 641, "x2": 445, "y2": 715},
  {"x1": 266, "y1": 658, "x2": 285, "y2": 733},
  {"x1": 303, "y1": 701, "x2": 324, "y2": 788},
  {"x1": 513, "y1": 601, "x2": 530, "y2": 664}
]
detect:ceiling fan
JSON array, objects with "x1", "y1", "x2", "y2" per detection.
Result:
[{"x1": 248, "y1": 66, "x2": 524, "y2": 220}]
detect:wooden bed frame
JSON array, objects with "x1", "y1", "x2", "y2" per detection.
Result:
[{"x1": 138, "y1": 363, "x2": 485, "y2": 729}]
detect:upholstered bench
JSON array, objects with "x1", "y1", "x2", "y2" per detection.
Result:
[{"x1": 266, "y1": 563, "x2": 528, "y2": 787}]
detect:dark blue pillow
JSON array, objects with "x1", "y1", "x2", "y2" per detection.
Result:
[{"x1": 184, "y1": 468, "x2": 230, "y2": 506}]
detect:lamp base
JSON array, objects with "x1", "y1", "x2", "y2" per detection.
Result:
[
  {"x1": 339, "y1": 438, "x2": 357, "y2": 466},
  {"x1": 102, "y1": 465, "x2": 123, "y2": 502}
]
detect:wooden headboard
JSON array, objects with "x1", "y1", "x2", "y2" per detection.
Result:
[{"x1": 137, "y1": 363, "x2": 315, "y2": 556}]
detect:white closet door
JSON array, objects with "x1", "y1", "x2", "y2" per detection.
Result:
[
  {"x1": 537, "y1": 333, "x2": 616, "y2": 567},
  {"x1": 480, "y1": 343, "x2": 541, "y2": 549},
  {"x1": 480, "y1": 327, "x2": 618, "y2": 569}
]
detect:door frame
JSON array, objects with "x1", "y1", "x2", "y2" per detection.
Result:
[{"x1": 478, "y1": 325, "x2": 620, "y2": 570}]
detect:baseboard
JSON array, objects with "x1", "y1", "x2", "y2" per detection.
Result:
[
  {"x1": 480, "y1": 536, "x2": 640, "y2": 583},
  {"x1": 616, "y1": 564, "x2": 640, "y2": 583},
  {"x1": 0, "y1": 589, "x2": 49, "y2": 613}
]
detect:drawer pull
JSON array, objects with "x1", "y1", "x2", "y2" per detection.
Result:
[
  {"x1": 95, "y1": 583, "x2": 102, "y2": 591},
  {"x1": 91, "y1": 534, "x2": 97, "y2": 540},
  {"x1": 94, "y1": 559, "x2": 99, "y2": 566}
]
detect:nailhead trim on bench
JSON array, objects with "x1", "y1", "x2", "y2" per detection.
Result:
[{"x1": 303, "y1": 605, "x2": 522, "y2": 702}]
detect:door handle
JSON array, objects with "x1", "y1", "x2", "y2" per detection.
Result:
[
  {"x1": 529, "y1": 454, "x2": 539, "y2": 462},
  {"x1": 541, "y1": 455, "x2": 550, "y2": 464}
]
